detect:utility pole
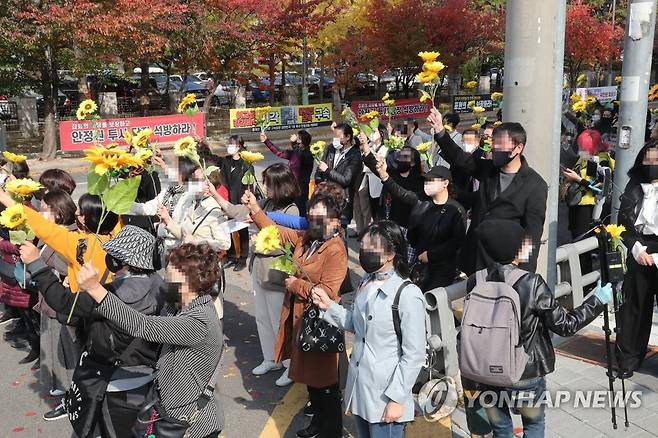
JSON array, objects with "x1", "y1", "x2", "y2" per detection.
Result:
[
  {"x1": 612, "y1": 0, "x2": 657, "y2": 222},
  {"x1": 302, "y1": 35, "x2": 309, "y2": 105},
  {"x1": 607, "y1": 0, "x2": 618, "y2": 86},
  {"x1": 502, "y1": 1, "x2": 566, "y2": 287}
]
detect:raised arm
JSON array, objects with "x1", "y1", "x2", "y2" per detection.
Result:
[
  {"x1": 261, "y1": 133, "x2": 292, "y2": 160},
  {"x1": 267, "y1": 212, "x2": 309, "y2": 230},
  {"x1": 427, "y1": 108, "x2": 479, "y2": 176},
  {"x1": 375, "y1": 155, "x2": 419, "y2": 205}
]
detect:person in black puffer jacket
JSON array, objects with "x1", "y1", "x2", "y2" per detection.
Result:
[{"x1": 22, "y1": 225, "x2": 164, "y2": 438}]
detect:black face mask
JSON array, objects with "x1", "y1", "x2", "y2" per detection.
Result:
[
  {"x1": 104, "y1": 254, "x2": 124, "y2": 274},
  {"x1": 292, "y1": 142, "x2": 304, "y2": 151},
  {"x1": 643, "y1": 164, "x2": 658, "y2": 182},
  {"x1": 492, "y1": 150, "x2": 515, "y2": 168},
  {"x1": 307, "y1": 217, "x2": 325, "y2": 240},
  {"x1": 161, "y1": 282, "x2": 182, "y2": 304},
  {"x1": 396, "y1": 161, "x2": 411, "y2": 173},
  {"x1": 34, "y1": 189, "x2": 45, "y2": 201},
  {"x1": 359, "y1": 249, "x2": 385, "y2": 274}
]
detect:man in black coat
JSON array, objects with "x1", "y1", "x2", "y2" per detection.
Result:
[
  {"x1": 315, "y1": 123, "x2": 363, "y2": 228},
  {"x1": 428, "y1": 108, "x2": 548, "y2": 275}
]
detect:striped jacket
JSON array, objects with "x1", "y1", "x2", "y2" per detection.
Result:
[{"x1": 97, "y1": 292, "x2": 224, "y2": 437}]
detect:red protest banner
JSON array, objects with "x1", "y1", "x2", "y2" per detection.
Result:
[
  {"x1": 350, "y1": 98, "x2": 431, "y2": 121},
  {"x1": 59, "y1": 112, "x2": 205, "y2": 151}
]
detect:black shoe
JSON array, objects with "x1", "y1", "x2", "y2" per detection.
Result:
[
  {"x1": 303, "y1": 401, "x2": 315, "y2": 417},
  {"x1": 224, "y1": 260, "x2": 236, "y2": 269},
  {"x1": 233, "y1": 262, "x2": 247, "y2": 272},
  {"x1": 617, "y1": 369, "x2": 634, "y2": 379},
  {"x1": 4, "y1": 331, "x2": 26, "y2": 342},
  {"x1": 31, "y1": 358, "x2": 40, "y2": 371},
  {"x1": 296, "y1": 424, "x2": 320, "y2": 438},
  {"x1": 8, "y1": 339, "x2": 28, "y2": 349},
  {"x1": 43, "y1": 403, "x2": 67, "y2": 421},
  {"x1": 5, "y1": 320, "x2": 26, "y2": 335},
  {"x1": 19, "y1": 349, "x2": 39, "y2": 364},
  {"x1": 0, "y1": 311, "x2": 19, "y2": 326}
]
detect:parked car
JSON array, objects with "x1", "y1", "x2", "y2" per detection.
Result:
[
  {"x1": 179, "y1": 78, "x2": 208, "y2": 107},
  {"x1": 211, "y1": 82, "x2": 233, "y2": 106}
]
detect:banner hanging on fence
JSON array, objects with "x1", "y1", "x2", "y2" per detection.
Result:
[
  {"x1": 574, "y1": 86, "x2": 618, "y2": 104},
  {"x1": 350, "y1": 98, "x2": 431, "y2": 121},
  {"x1": 229, "y1": 103, "x2": 333, "y2": 133},
  {"x1": 59, "y1": 112, "x2": 206, "y2": 151},
  {"x1": 451, "y1": 94, "x2": 497, "y2": 114}
]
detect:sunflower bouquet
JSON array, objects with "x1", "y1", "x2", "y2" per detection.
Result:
[
  {"x1": 240, "y1": 151, "x2": 265, "y2": 190},
  {"x1": 123, "y1": 128, "x2": 157, "y2": 174},
  {"x1": 255, "y1": 225, "x2": 311, "y2": 280},
  {"x1": 341, "y1": 106, "x2": 378, "y2": 137},
  {"x1": 254, "y1": 106, "x2": 273, "y2": 133},
  {"x1": 178, "y1": 93, "x2": 199, "y2": 116},
  {"x1": 417, "y1": 51, "x2": 445, "y2": 108},
  {"x1": 570, "y1": 93, "x2": 598, "y2": 127},
  {"x1": 383, "y1": 136, "x2": 405, "y2": 151},
  {"x1": 382, "y1": 93, "x2": 396, "y2": 126},
  {"x1": 309, "y1": 141, "x2": 326, "y2": 162}
]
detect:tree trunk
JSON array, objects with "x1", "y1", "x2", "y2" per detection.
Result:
[
  {"x1": 139, "y1": 59, "x2": 150, "y2": 117},
  {"x1": 281, "y1": 57, "x2": 287, "y2": 104},
  {"x1": 41, "y1": 54, "x2": 58, "y2": 159},
  {"x1": 319, "y1": 54, "x2": 325, "y2": 101},
  {"x1": 203, "y1": 73, "x2": 217, "y2": 113},
  {"x1": 269, "y1": 56, "x2": 276, "y2": 106}
]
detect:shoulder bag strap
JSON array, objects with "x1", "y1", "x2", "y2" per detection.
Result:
[
  {"x1": 194, "y1": 349, "x2": 224, "y2": 413},
  {"x1": 100, "y1": 268, "x2": 110, "y2": 285},
  {"x1": 392, "y1": 280, "x2": 413, "y2": 349},
  {"x1": 504, "y1": 267, "x2": 527, "y2": 288},
  {"x1": 192, "y1": 207, "x2": 220, "y2": 235}
]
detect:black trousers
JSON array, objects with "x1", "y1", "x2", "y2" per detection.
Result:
[
  {"x1": 616, "y1": 255, "x2": 658, "y2": 372},
  {"x1": 20, "y1": 308, "x2": 40, "y2": 353},
  {"x1": 568, "y1": 205, "x2": 595, "y2": 275},
  {"x1": 307, "y1": 384, "x2": 342, "y2": 438}
]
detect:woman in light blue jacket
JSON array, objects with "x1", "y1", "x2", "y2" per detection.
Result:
[{"x1": 312, "y1": 220, "x2": 427, "y2": 438}]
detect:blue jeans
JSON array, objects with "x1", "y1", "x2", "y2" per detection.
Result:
[
  {"x1": 481, "y1": 376, "x2": 546, "y2": 438},
  {"x1": 354, "y1": 415, "x2": 405, "y2": 438}
]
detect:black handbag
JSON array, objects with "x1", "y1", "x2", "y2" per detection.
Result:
[
  {"x1": 297, "y1": 303, "x2": 345, "y2": 353},
  {"x1": 132, "y1": 353, "x2": 223, "y2": 438}
]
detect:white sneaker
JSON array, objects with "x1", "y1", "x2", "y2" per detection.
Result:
[
  {"x1": 49, "y1": 389, "x2": 66, "y2": 397},
  {"x1": 252, "y1": 360, "x2": 282, "y2": 376},
  {"x1": 275, "y1": 367, "x2": 293, "y2": 387}
]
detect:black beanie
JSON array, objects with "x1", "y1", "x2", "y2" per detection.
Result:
[{"x1": 476, "y1": 219, "x2": 526, "y2": 264}]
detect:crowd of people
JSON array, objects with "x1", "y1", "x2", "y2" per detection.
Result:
[{"x1": 3, "y1": 96, "x2": 656, "y2": 438}]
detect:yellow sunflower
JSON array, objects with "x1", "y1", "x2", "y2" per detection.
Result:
[
  {"x1": 133, "y1": 128, "x2": 153, "y2": 149},
  {"x1": 116, "y1": 153, "x2": 145, "y2": 169},
  {"x1": 79, "y1": 99, "x2": 97, "y2": 115},
  {"x1": 384, "y1": 99, "x2": 396, "y2": 106},
  {"x1": 585, "y1": 96, "x2": 597, "y2": 104},
  {"x1": 123, "y1": 129, "x2": 134, "y2": 146},
  {"x1": 5, "y1": 178, "x2": 43, "y2": 198},
  {"x1": 491, "y1": 92, "x2": 504, "y2": 101},
  {"x1": 134, "y1": 148, "x2": 153, "y2": 162},
  {"x1": 177, "y1": 94, "x2": 198, "y2": 113},
  {"x1": 0, "y1": 204, "x2": 27, "y2": 229},
  {"x1": 472, "y1": 106, "x2": 485, "y2": 113},
  {"x1": 416, "y1": 71, "x2": 438, "y2": 84},
  {"x1": 240, "y1": 150, "x2": 265, "y2": 165},
  {"x1": 572, "y1": 100, "x2": 587, "y2": 113},
  {"x1": 493, "y1": 121, "x2": 503, "y2": 127},
  {"x1": 381, "y1": 93, "x2": 390, "y2": 101},
  {"x1": 309, "y1": 141, "x2": 326, "y2": 156},
  {"x1": 416, "y1": 141, "x2": 432, "y2": 153},
  {"x1": 465, "y1": 80, "x2": 478, "y2": 89},
  {"x1": 255, "y1": 225, "x2": 281, "y2": 254},
  {"x1": 443, "y1": 124, "x2": 454, "y2": 133},
  {"x1": 82, "y1": 145, "x2": 128, "y2": 175},
  {"x1": 173, "y1": 136, "x2": 199, "y2": 159},
  {"x1": 361, "y1": 110, "x2": 380, "y2": 121},
  {"x1": 615, "y1": 76, "x2": 622, "y2": 84},
  {"x1": 471, "y1": 123, "x2": 482, "y2": 130},
  {"x1": 606, "y1": 224, "x2": 626, "y2": 239},
  {"x1": 570, "y1": 93, "x2": 582, "y2": 104},
  {"x1": 76, "y1": 106, "x2": 87, "y2": 121},
  {"x1": 418, "y1": 51, "x2": 440, "y2": 62},
  {"x1": 424, "y1": 61, "x2": 445, "y2": 74},
  {"x1": 2, "y1": 152, "x2": 27, "y2": 163}
]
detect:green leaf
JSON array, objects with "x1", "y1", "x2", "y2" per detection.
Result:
[
  {"x1": 359, "y1": 123, "x2": 372, "y2": 137},
  {"x1": 9, "y1": 230, "x2": 27, "y2": 245},
  {"x1": 87, "y1": 170, "x2": 109, "y2": 195},
  {"x1": 26, "y1": 229, "x2": 35, "y2": 241},
  {"x1": 369, "y1": 117, "x2": 380, "y2": 131},
  {"x1": 101, "y1": 176, "x2": 142, "y2": 214},
  {"x1": 241, "y1": 172, "x2": 256, "y2": 185},
  {"x1": 204, "y1": 165, "x2": 219, "y2": 177}
]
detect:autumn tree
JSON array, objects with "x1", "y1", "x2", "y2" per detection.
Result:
[{"x1": 564, "y1": 0, "x2": 623, "y2": 87}]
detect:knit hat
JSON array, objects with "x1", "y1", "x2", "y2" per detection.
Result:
[
  {"x1": 102, "y1": 225, "x2": 155, "y2": 270},
  {"x1": 476, "y1": 219, "x2": 525, "y2": 264}
]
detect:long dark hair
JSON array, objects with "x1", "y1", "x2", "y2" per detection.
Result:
[
  {"x1": 78, "y1": 193, "x2": 118, "y2": 235},
  {"x1": 262, "y1": 163, "x2": 300, "y2": 209},
  {"x1": 42, "y1": 190, "x2": 76, "y2": 226},
  {"x1": 364, "y1": 220, "x2": 409, "y2": 278},
  {"x1": 628, "y1": 139, "x2": 658, "y2": 183}
]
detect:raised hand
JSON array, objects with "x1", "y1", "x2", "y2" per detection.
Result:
[
  {"x1": 260, "y1": 132, "x2": 268, "y2": 143},
  {"x1": 427, "y1": 107, "x2": 444, "y2": 133}
]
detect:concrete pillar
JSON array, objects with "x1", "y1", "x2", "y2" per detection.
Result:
[
  {"x1": 612, "y1": 0, "x2": 657, "y2": 222},
  {"x1": 502, "y1": 1, "x2": 566, "y2": 285},
  {"x1": 12, "y1": 97, "x2": 39, "y2": 138}
]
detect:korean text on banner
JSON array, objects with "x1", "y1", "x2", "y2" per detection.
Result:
[
  {"x1": 229, "y1": 103, "x2": 333, "y2": 133},
  {"x1": 452, "y1": 94, "x2": 497, "y2": 114},
  {"x1": 350, "y1": 98, "x2": 431, "y2": 121},
  {"x1": 59, "y1": 112, "x2": 206, "y2": 151},
  {"x1": 575, "y1": 86, "x2": 619, "y2": 104}
]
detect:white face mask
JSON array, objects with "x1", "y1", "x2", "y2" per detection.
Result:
[
  {"x1": 592, "y1": 113, "x2": 601, "y2": 123},
  {"x1": 188, "y1": 180, "x2": 204, "y2": 196},
  {"x1": 227, "y1": 145, "x2": 239, "y2": 156},
  {"x1": 463, "y1": 142, "x2": 478, "y2": 153},
  {"x1": 369, "y1": 132, "x2": 378, "y2": 143},
  {"x1": 424, "y1": 180, "x2": 446, "y2": 197},
  {"x1": 332, "y1": 138, "x2": 342, "y2": 150}
]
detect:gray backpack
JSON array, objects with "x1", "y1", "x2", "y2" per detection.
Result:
[{"x1": 459, "y1": 268, "x2": 529, "y2": 386}]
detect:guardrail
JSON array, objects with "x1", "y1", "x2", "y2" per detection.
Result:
[{"x1": 425, "y1": 235, "x2": 603, "y2": 378}]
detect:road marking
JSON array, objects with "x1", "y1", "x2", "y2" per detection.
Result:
[{"x1": 258, "y1": 382, "x2": 307, "y2": 438}]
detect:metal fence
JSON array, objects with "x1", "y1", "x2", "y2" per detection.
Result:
[
  {"x1": 0, "y1": 101, "x2": 19, "y2": 131},
  {"x1": 425, "y1": 236, "x2": 605, "y2": 379}
]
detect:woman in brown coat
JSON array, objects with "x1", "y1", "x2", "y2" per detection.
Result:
[{"x1": 243, "y1": 188, "x2": 348, "y2": 438}]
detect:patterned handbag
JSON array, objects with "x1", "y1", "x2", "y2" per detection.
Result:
[{"x1": 297, "y1": 304, "x2": 345, "y2": 353}]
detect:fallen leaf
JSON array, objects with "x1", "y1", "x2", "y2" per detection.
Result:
[
  {"x1": 24, "y1": 412, "x2": 36, "y2": 417},
  {"x1": 12, "y1": 427, "x2": 25, "y2": 432}
]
